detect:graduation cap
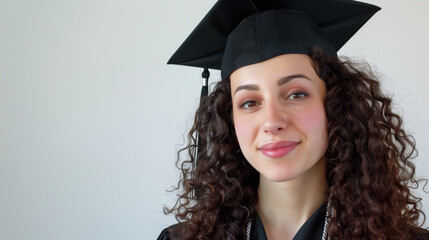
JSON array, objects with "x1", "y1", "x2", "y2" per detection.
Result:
[
  {"x1": 167, "y1": 0, "x2": 380, "y2": 197},
  {"x1": 168, "y1": 0, "x2": 381, "y2": 79}
]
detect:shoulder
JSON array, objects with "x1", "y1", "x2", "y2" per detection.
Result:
[
  {"x1": 416, "y1": 232, "x2": 429, "y2": 240},
  {"x1": 156, "y1": 223, "x2": 181, "y2": 240},
  {"x1": 410, "y1": 226, "x2": 429, "y2": 240},
  {"x1": 156, "y1": 227, "x2": 169, "y2": 240}
]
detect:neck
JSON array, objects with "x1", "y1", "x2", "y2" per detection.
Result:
[{"x1": 256, "y1": 159, "x2": 327, "y2": 239}]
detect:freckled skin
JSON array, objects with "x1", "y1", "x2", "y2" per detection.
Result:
[{"x1": 231, "y1": 54, "x2": 328, "y2": 183}]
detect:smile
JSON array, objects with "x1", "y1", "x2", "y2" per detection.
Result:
[{"x1": 259, "y1": 141, "x2": 300, "y2": 158}]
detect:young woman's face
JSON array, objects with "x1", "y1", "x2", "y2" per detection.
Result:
[{"x1": 230, "y1": 54, "x2": 328, "y2": 182}]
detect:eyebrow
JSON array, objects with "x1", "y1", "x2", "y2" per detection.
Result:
[
  {"x1": 233, "y1": 74, "x2": 312, "y2": 95},
  {"x1": 233, "y1": 84, "x2": 259, "y2": 95},
  {"x1": 277, "y1": 74, "x2": 312, "y2": 86}
]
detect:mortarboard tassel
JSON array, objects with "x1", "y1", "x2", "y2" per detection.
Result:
[{"x1": 192, "y1": 68, "x2": 209, "y2": 199}]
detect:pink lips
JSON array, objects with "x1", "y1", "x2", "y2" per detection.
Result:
[{"x1": 259, "y1": 141, "x2": 300, "y2": 158}]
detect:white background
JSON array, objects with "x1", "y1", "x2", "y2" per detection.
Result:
[{"x1": 0, "y1": 0, "x2": 428, "y2": 239}]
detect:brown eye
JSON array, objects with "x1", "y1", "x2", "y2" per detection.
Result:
[
  {"x1": 240, "y1": 101, "x2": 259, "y2": 109},
  {"x1": 288, "y1": 92, "x2": 308, "y2": 100}
]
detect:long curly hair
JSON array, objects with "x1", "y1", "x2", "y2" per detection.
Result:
[{"x1": 164, "y1": 48, "x2": 426, "y2": 240}]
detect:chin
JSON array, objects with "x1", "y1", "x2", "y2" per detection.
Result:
[{"x1": 262, "y1": 168, "x2": 299, "y2": 183}]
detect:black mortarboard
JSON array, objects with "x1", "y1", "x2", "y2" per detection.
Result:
[{"x1": 168, "y1": 0, "x2": 380, "y2": 79}]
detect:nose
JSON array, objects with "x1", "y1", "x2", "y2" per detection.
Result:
[{"x1": 262, "y1": 103, "x2": 287, "y2": 135}]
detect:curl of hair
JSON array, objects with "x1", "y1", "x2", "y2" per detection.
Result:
[
  {"x1": 311, "y1": 49, "x2": 426, "y2": 240},
  {"x1": 164, "y1": 48, "x2": 426, "y2": 240},
  {"x1": 164, "y1": 78, "x2": 259, "y2": 240}
]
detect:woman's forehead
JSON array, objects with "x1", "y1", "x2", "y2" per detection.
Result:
[{"x1": 230, "y1": 54, "x2": 318, "y2": 85}]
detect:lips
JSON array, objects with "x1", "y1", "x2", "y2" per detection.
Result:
[{"x1": 259, "y1": 141, "x2": 300, "y2": 158}]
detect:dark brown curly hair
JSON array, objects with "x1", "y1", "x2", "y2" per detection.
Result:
[{"x1": 164, "y1": 48, "x2": 427, "y2": 240}]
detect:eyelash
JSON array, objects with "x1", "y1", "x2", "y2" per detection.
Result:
[
  {"x1": 238, "y1": 91, "x2": 309, "y2": 109},
  {"x1": 240, "y1": 100, "x2": 259, "y2": 109},
  {"x1": 288, "y1": 91, "x2": 309, "y2": 100}
]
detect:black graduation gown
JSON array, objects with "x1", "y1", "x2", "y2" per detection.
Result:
[
  {"x1": 157, "y1": 202, "x2": 327, "y2": 240},
  {"x1": 157, "y1": 201, "x2": 429, "y2": 240},
  {"x1": 248, "y1": 202, "x2": 327, "y2": 240}
]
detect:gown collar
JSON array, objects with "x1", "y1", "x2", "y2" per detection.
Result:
[{"x1": 248, "y1": 202, "x2": 327, "y2": 240}]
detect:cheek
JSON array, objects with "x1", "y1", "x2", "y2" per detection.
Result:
[
  {"x1": 234, "y1": 116, "x2": 250, "y2": 144},
  {"x1": 233, "y1": 112, "x2": 259, "y2": 152},
  {"x1": 298, "y1": 104, "x2": 328, "y2": 139}
]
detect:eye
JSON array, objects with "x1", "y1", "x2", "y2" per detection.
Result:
[
  {"x1": 288, "y1": 91, "x2": 308, "y2": 100},
  {"x1": 240, "y1": 100, "x2": 259, "y2": 109}
]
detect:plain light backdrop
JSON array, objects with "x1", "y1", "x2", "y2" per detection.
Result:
[{"x1": 0, "y1": 0, "x2": 428, "y2": 239}]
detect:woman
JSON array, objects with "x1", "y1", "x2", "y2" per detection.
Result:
[{"x1": 158, "y1": 0, "x2": 428, "y2": 239}]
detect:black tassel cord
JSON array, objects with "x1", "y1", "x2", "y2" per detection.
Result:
[{"x1": 192, "y1": 68, "x2": 210, "y2": 199}]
